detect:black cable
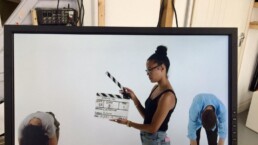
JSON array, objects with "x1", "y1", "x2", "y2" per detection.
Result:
[
  {"x1": 157, "y1": 0, "x2": 165, "y2": 27},
  {"x1": 57, "y1": 0, "x2": 60, "y2": 10},
  {"x1": 172, "y1": 0, "x2": 178, "y2": 27},
  {"x1": 56, "y1": 0, "x2": 60, "y2": 23},
  {"x1": 81, "y1": 0, "x2": 85, "y2": 26},
  {"x1": 77, "y1": 0, "x2": 82, "y2": 26}
]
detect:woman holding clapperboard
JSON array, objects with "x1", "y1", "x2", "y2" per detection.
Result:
[{"x1": 111, "y1": 45, "x2": 177, "y2": 145}]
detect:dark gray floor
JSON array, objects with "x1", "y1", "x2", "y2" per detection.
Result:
[{"x1": 238, "y1": 110, "x2": 258, "y2": 145}]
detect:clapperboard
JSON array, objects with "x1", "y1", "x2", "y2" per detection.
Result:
[{"x1": 95, "y1": 71, "x2": 130, "y2": 119}]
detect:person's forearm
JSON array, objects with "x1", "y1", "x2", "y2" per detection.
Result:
[{"x1": 128, "y1": 121, "x2": 157, "y2": 133}]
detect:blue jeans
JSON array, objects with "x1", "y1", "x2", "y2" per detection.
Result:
[{"x1": 140, "y1": 131, "x2": 170, "y2": 145}]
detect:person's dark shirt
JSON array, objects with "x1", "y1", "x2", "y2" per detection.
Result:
[{"x1": 144, "y1": 87, "x2": 177, "y2": 132}]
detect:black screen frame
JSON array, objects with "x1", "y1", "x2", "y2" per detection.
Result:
[{"x1": 4, "y1": 25, "x2": 238, "y2": 145}]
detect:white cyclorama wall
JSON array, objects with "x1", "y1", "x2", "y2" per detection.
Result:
[{"x1": 13, "y1": 34, "x2": 229, "y2": 145}]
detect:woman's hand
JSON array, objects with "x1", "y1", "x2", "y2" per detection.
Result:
[
  {"x1": 120, "y1": 87, "x2": 137, "y2": 100},
  {"x1": 110, "y1": 118, "x2": 128, "y2": 126}
]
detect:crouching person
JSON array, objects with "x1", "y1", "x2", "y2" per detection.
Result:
[{"x1": 18, "y1": 111, "x2": 60, "y2": 145}]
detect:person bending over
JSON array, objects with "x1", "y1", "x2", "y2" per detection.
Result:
[
  {"x1": 18, "y1": 111, "x2": 60, "y2": 145},
  {"x1": 188, "y1": 93, "x2": 227, "y2": 145}
]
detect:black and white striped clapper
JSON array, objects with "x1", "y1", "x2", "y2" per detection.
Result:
[
  {"x1": 104, "y1": 71, "x2": 130, "y2": 99},
  {"x1": 96, "y1": 93, "x2": 123, "y2": 99},
  {"x1": 106, "y1": 71, "x2": 123, "y2": 89},
  {"x1": 95, "y1": 71, "x2": 130, "y2": 119}
]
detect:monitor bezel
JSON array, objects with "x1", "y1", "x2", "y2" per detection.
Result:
[{"x1": 4, "y1": 25, "x2": 238, "y2": 145}]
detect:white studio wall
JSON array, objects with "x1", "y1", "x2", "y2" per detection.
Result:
[
  {"x1": 92, "y1": 0, "x2": 189, "y2": 27},
  {"x1": 93, "y1": 0, "x2": 160, "y2": 26},
  {"x1": 238, "y1": 29, "x2": 258, "y2": 112}
]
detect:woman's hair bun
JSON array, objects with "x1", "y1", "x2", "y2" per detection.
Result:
[{"x1": 155, "y1": 45, "x2": 167, "y2": 56}]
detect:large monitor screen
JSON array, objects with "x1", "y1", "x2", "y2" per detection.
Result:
[{"x1": 4, "y1": 26, "x2": 237, "y2": 145}]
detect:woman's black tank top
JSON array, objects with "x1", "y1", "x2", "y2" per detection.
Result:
[{"x1": 143, "y1": 87, "x2": 177, "y2": 131}]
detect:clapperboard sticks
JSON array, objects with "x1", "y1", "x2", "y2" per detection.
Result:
[
  {"x1": 96, "y1": 71, "x2": 130, "y2": 100},
  {"x1": 96, "y1": 93, "x2": 123, "y2": 99}
]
